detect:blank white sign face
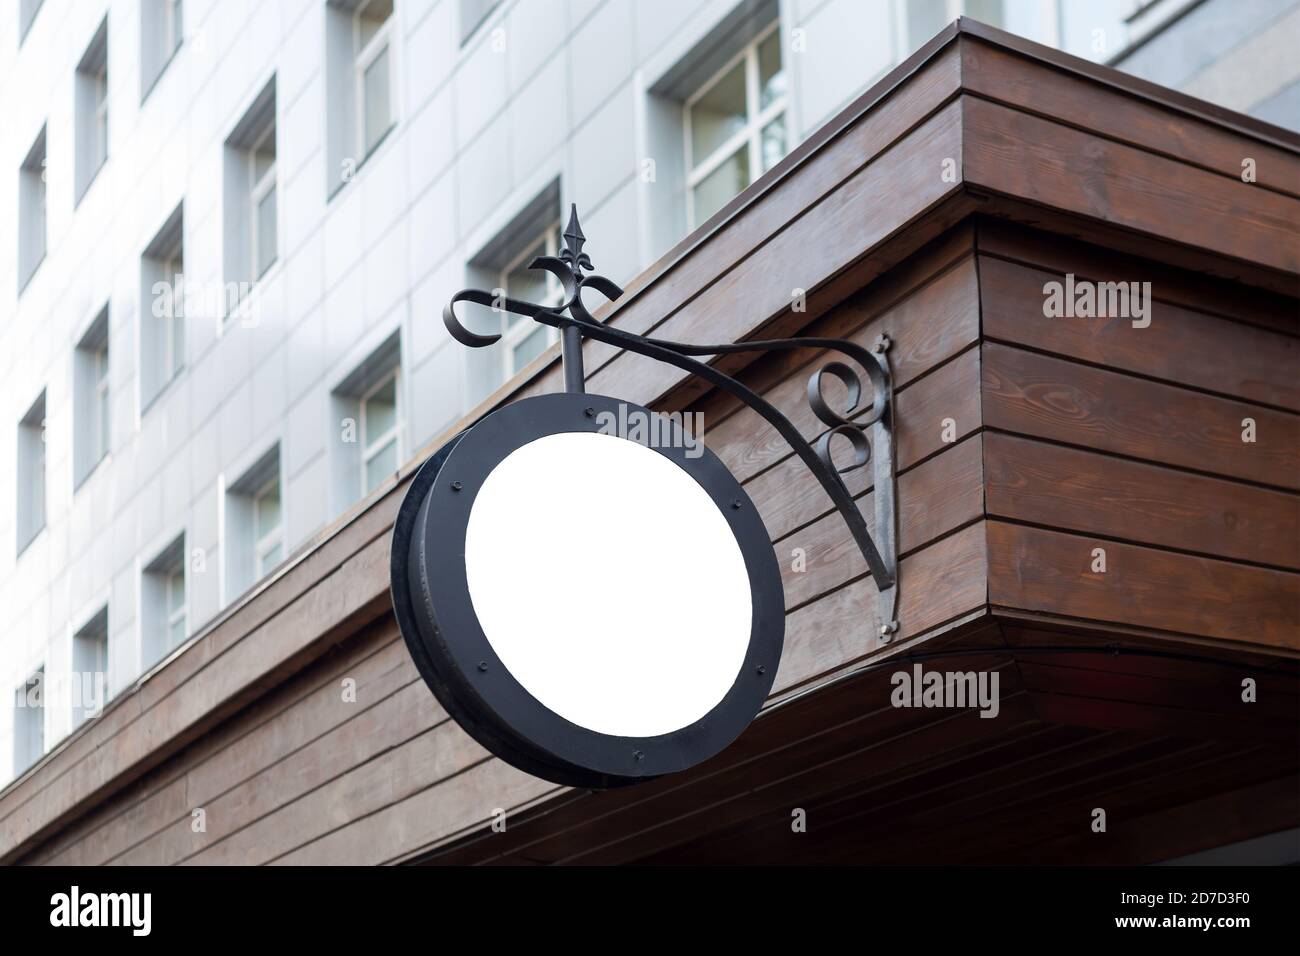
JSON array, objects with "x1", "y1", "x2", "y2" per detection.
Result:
[{"x1": 464, "y1": 431, "x2": 753, "y2": 738}]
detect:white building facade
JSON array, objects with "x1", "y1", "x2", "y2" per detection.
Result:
[{"x1": 0, "y1": 0, "x2": 1294, "y2": 786}]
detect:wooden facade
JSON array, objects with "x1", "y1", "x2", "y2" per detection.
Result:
[{"x1": 2, "y1": 19, "x2": 1296, "y2": 865}]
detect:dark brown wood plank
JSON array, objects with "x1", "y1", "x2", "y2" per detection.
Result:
[
  {"x1": 1001, "y1": 774, "x2": 1300, "y2": 865},
  {"x1": 984, "y1": 431, "x2": 1300, "y2": 568},
  {"x1": 999, "y1": 622, "x2": 1300, "y2": 686},
  {"x1": 977, "y1": 195, "x2": 1299, "y2": 296},
  {"x1": 975, "y1": 218, "x2": 1299, "y2": 334},
  {"x1": 979, "y1": 255, "x2": 1300, "y2": 410},
  {"x1": 982, "y1": 342, "x2": 1300, "y2": 490},
  {"x1": 986, "y1": 521, "x2": 1300, "y2": 650},
  {"x1": 1017, "y1": 659, "x2": 1299, "y2": 722},
  {"x1": 961, "y1": 38, "x2": 1300, "y2": 200},
  {"x1": 871, "y1": 742, "x2": 1288, "y2": 866},
  {"x1": 957, "y1": 18, "x2": 1300, "y2": 149},
  {"x1": 1032, "y1": 694, "x2": 1297, "y2": 744},
  {"x1": 963, "y1": 96, "x2": 1300, "y2": 277}
]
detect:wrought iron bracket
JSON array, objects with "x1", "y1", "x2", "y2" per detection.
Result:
[{"x1": 442, "y1": 206, "x2": 900, "y2": 634}]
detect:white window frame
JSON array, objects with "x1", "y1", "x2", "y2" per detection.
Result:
[
  {"x1": 360, "y1": 368, "x2": 401, "y2": 492},
  {"x1": 79, "y1": 616, "x2": 109, "y2": 674},
  {"x1": 249, "y1": 123, "x2": 277, "y2": 281},
  {"x1": 13, "y1": 667, "x2": 45, "y2": 771},
  {"x1": 164, "y1": 564, "x2": 186, "y2": 648},
  {"x1": 36, "y1": 162, "x2": 47, "y2": 264},
  {"x1": 23, "y1": 142, "x2": 48, "y2": 275},
  {"x1": 354, "y1": 0, "x2": 395, "y2": 161},
  {"x1": 72, "y1": 609, "x2": 110, "y2": 722},
  {"x1": 34, "y1": 424, "x2": 45, "y2": 528},
  {"x1": 17, "y1": 394, "x2": 47, "y2": 552},
  {"x1": 683, "y1": 21, "x2": 788, "y2": 230},
  {"x1": 25, "y1": 412, "x2": 46, "y2": 541},
  {"x1": 93, "y1": 65, "x2": 108, "y2": 171},
  {"x1": 164, "y1": 0, "x2": 183, "y2": 59},
  {"x1": 161, "y1": 243, "x2": 184, "y2": 379},
  {"x1": 252, "y1": 475, "x2": 283, "y2": 578},
  {"x1": 93, "y1": 345, "x2": 110, "y2": 463},
  {"x1": 498, "y1": 221, "x2": 563, "y2": 380}
]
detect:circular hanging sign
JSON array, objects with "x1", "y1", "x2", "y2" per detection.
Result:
[{"x1": 390, "y1": 391, "x2": 784, "y2": 789}]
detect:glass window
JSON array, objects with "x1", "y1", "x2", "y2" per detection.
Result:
[
  {"x1": 29, "y1": 421, "x2": 45, "y2": 539},
  {"x1": 358, "y1": 0, "x2": 391, "y2": 48},
  {"x1": 757, "y1": 29, "x2": 785, "y2": 109},
  {"x1": 692, "y1": 147, "x2": 749, "y2": 226},
  {"x1": 250, "y1": 126, "x2": 277, "y2": 280},
  {"x1": 364, "y1": 436, "x2": 397, "y2": 491},
  {"x1": 363, "y1": 46, "x2": 391, "y2": 155},
  {"x1": 498, "y1": 222, "x2": 563, "y2": 379},
  {"x1": 163, "y1": 245, "x2": 184, "y2": 378},
  {"x1": 365, "y1": 375, "x2": 397, "y2": 437},
  {"x1": 760, "y1": 118, "x2": 786, "y2": 174},
  {"x1": 689, "y1": 61, "x2": 746, "y2": 163},
  {"x1": 361, "y1": 370, "x2": 401, "y2": 493},
  {"x1": 355, "y1": 0, "x2": 394, "y2": 161},
  {"x1": 94, "y1": 347, "x2": 110, "y2": 461},
  {"x1": 253, "y1": 476, "x2": 283, "y2": 577},
  {"x1": 12, "y1": 668, "x2": 44, "y2": 773},
  {"x1": 94, "y1": 67, "x2": 108, "y2": 170},
  {"x1": 459, "y1": 0, "x2": 500, "y2": 45},
  {"x1": 166, "y1": 0, "x2": 183, "y2": 57},
  {"x1": 256, "y1": 187, "x2": 277, "y2": 277},
  {"x1": 73, "y1": 608, "x2": 110, "y2": 723},
  {"x1": 503, "y1": 236, "x2": 552, "y2": 313},
  {"x1": 684, "y1": 22, "x2": 788, "y2": 229},
  {"x1": 19, "y1": 0, "x2": 43, "y2": 44},
  {"x1": 74, "y1": 314, "x2": 110, "y2": 487},
  {"x1": 17, "y1": 392, "x2": 46, "y2": 551},
  {"x1": 511, "y1": 325, "x2": 551, "y2": 372},
  {"x1": 165, "y1": 566, "x2": 186, "y2": 649},
  {"x1": 34, "y1": 435, "x2": 44, "y2": 516},
  {"x1": 906, "y1": 0, "x2": 949, "y2": 54},
  {"x1": 20, "y1": 129, "x2": 47, "y2": 289}
]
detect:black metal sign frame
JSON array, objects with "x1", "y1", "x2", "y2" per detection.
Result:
[
  {"x1": 390, "y1": 205, "x2": 900, "y2": 789},
  {"x1": 391, "y1": 392, "x2": 784, "y2": 788}
]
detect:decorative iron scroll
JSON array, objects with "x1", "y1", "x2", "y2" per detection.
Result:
[{"x1": 443, "y1": 206, "x2": 900, "y2": 635}]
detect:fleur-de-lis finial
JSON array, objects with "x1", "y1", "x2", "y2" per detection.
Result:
[{"x1": 559, "y1": 204, "x2": 593, "y2": 275}]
